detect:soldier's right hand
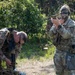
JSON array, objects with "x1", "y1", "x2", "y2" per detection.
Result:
[{"x1": 5, "y1": 57, "x2": 12, "y2": 65}]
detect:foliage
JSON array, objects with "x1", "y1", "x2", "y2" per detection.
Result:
[
  {"x1": 0, "y1": 0, "x2": 44, "y2": 36},
  {"x1": 22, "y1": 0, "x2": 44, "y2": 35},
  {"x1": 0, "y1": 0, "x2": 75, "y2": 60},
  {"x1": 18, "y1": 41, "x2": 55, "y2": 60},
  {"x1": 35, "y1": 0, "x2": 75, "y2": 17}
]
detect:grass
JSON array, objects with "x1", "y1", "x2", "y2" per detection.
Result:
[{"x1": 17, "y1": 39, "x2": 55, "y2": 62}]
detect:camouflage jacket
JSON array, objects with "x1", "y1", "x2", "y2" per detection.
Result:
[
  {"x1": 0, "y1": 28, "x2": 22, "y2": 60},
  {"x1": 49, "y1": 18, "x2": 75, "y2": 51}
]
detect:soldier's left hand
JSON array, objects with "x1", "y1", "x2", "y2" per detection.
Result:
[{"x1": 51, "y1": 18, "x2": 64, "y2": 28}]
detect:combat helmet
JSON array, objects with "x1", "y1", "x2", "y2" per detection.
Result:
[
  {"x1": 18, "y1": 31, "x2": 27, "y2": 42},
  {"x1": 59, "y1": 4, "x2": 70, "y2": 15}
]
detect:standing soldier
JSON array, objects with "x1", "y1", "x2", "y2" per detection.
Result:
[
  {"x1": 49, "y1": 4, "x2": 75, "y2": 75},
  {"x1": 0, "y1": 28, "x2": 27, "y2": 75}
]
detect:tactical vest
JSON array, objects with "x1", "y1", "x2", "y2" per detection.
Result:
[
  {"x1": 0, "y1": 28, "x2": 15, "y2": 55},
  {"x1": 0, "y1": 28, "x2": 16, "y2": 72},
  {"x1": 1, "y1": 28, "x2": 15, "y2": 54}
]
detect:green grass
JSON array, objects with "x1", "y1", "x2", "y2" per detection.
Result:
[{"x1": 17, "y1": 40, "x2": 55, "y2": 61}]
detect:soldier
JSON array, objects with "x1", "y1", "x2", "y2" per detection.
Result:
[
  {"x1": 49, "y1": 4, "x2": 75, "y2": 75},
  {"x1": 0, "y1": 28, "x2": 27, "y2": 75}
]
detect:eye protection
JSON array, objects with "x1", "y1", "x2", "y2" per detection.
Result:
[{"x1": 60, "y1": 12, "x2": 69, "y2": 14}]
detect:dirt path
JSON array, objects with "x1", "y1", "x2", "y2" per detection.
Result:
[{"x1": 16, "y1": 59, "x2": 55, "y2": 75}]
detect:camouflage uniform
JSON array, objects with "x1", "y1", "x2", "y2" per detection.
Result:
[
  {"x1": 49, "y1": 17, "x2": 75, "y2": 75},
  {"x1": 0, "y1": 28, "x2": 23, "y2": 74}
]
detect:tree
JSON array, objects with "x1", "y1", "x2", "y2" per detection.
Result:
[{"x1": 0, "y1": 0, "x2": 44, "y2": 37}]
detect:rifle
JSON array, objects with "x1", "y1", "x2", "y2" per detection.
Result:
[{"x1": 11, "y1": 54, "x2": 15, "y2": 70}]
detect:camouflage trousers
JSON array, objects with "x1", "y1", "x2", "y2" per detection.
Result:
[
  {"x1": 0, "y1": 69, "x2": 26, "y2": 75},
  {"x1": 54, "y1": 50, "x2": 75, "y2": 75},
  {"x1": 0, "y1": 61, "x2": 26, "y2": 75},
  {"x1": 0, "y1": 70, "x2": 20, "y2": 75}
]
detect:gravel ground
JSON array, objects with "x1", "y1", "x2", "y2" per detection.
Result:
[{"x1": 16, "y1": 59, "x2": 55, "y2": 75}]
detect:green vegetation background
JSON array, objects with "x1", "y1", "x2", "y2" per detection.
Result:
[{"x1": 0, "y1": 0, "x2": 75, "y2": 61}]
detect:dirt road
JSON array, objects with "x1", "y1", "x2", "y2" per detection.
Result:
[{"x1": 17, "y1": 59, "x2": 55, "y2": 75}]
